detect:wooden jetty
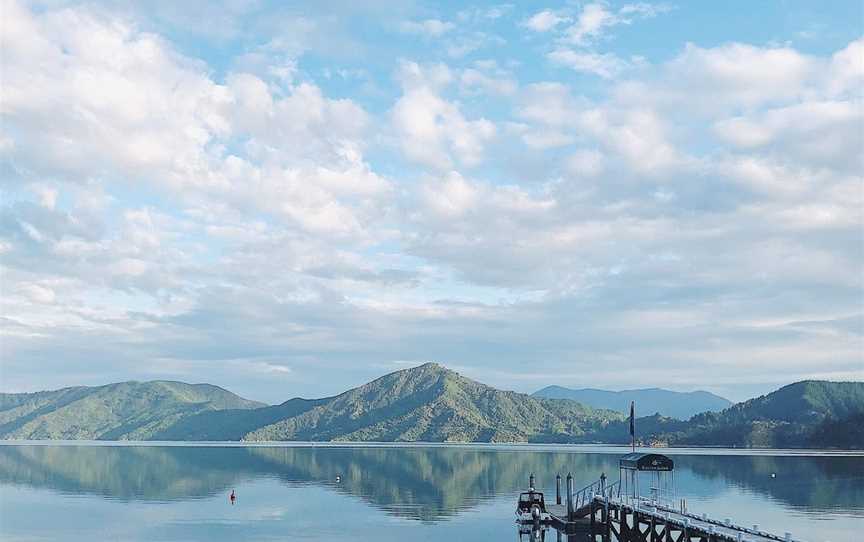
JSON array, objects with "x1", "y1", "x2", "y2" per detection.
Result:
[
  {"x1": 551, "y1": 497, "x2": 803, "y2": 542},
  {"x1": 520, "y1": 453, "x2": 805, "y2": 542}
]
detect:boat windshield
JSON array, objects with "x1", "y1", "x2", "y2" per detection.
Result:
[{"x1": 518, "y1": 493, "x2": 545, "y2": 509}]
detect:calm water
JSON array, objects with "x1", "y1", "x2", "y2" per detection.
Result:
[{"x1": 0, "y1": 443, "x2": 861, "y2": 541}]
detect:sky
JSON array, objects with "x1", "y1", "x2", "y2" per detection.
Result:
[{"x1": 1, "y1": 0, "x2": 862, "y2": 404}]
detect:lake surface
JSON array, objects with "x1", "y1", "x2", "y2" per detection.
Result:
[{"x1": 0, "y1": 443, "x2": 861, "y2": 541}]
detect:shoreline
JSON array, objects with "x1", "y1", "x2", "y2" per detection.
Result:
[{"x1": 1, "y1": 440, "x2": 862, "y2": 456}]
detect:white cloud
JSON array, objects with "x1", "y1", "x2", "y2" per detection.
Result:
[
  {"x1": 31, "y1": 185, "x2": 59, "y2": 210},
  {"x1": 17, "y1": 283, "x2": 56, "y2": 304},
  {"x1": 2, "y1": 0, "x2": 391, "y2": 242},
  {"x1": 460, "y1": 68, "x2": 518, "y2": 96},
  {"x1": 580, "y1": 107, "x2": 686, "y2": 174},
  {"x1": 521, "y1": 130, "x2": 575, "y2": 149},
  {"x1": 523, "y1": 10, "x2": 570, "y2": 32},
  {"x1": 616, "y1": 42, "x2": 817, "y2": 113},
  {"x1": 562, "y1": 2, "x2": 670, "y2": 45},
  {"x1": 399, "y1": 19, "x2": 455, "y2": 37},
  {"x1": 548, "y1": 49, "x2": 630, "y2": 78},
  {"x1": 564, "y1": 2, "x2": 616, "y2": 45},
  {"x1": 826, "y1": 38, "x2": 864, "y2": 97},
  {"x1": 1, "y1": 0, "x2": 232, "y2": 183},
  {"x1": 396, "y1": 60, "x2": 454, "y2": 91},
  {"x1": 532, "y1": 3, "x2": 668, "y2": 78},
  {"x1": 444, "y1": 31, "x2": 504, "y2": 59},
  {"x1": 392, "y1": 62, "x2": 496, "y2": 169},
  {"x1": 516, "y1": 82, "x2": 584, "y2": 127},
  {"x1": 457, "y1": 4, "x2": 515, "y2": 22},
  {"x1": 565, "y1": 149, "x2": 606, "y2": 177},
  {"x1": 714, "y1": 100, "x2": 862, "y2": 170},
  {"x1": 671, "y1": 42, "x2": 814, "y2": 106},
  {"x1": 716, "y1": 156, "x2": 819, "y2": 198},
  {"x1": 1, "y1": 1, "x2": 860, "y2": 400},
  {"x1": 619, "y1": 3, "x2": 672, "y2": 18},
  {"x1": 420, "y1": 172, "x2": 481, "y2": 218},
  {"x1": 517, "y1": 82, "x2": 685, "y2": 173}
]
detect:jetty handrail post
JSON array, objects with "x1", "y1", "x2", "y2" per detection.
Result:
[
  {"x1": 566, "y1": 473, "x2": 574, "y2": 520},
  {"x1": 600, "y1": 472, "x2": 609, "y2": 538},
  {"x1": 556, "y1": 474, "x2": 562, "y2": 505}
]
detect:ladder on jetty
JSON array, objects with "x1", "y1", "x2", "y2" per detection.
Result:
[
  {"x1": 547, "y1": 476, "x2": 621, "y2": 519},
  {"x1": 547, "y1": 475, "x2": 804, "y2": 542}
]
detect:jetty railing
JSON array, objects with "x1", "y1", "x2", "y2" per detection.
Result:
[
  {"x1": 535, "y1": 468, "x2": 801, "y2": 542},
  {"x1": 571, "y1": 477, "x2": 619, "y2": 513}
]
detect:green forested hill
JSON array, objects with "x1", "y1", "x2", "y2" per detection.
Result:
[
  {"x1": 1, "y1": 368, "x2": 861, "y2": 448},
  {"x1": 244, "y1": 363, "x2": 624, "y2": 442},
  {"x1": 154, "y1": 397, "x2": 329, "y2": 441},
  {"x1": 634, "y1": 381, "x2": 864, "y2": 448},
  {"x1": 0, "y1": 364, "x2": 623, "y2": 443},
  {"x1": 691, "y1": 381, "x2": 864, "y2": 425},
  {"x1": 0, "y1": 381, "x2": 264, "y2": 440}
]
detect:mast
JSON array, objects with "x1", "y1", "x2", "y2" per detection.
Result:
[{"x1": 629, "y1": 400, "x2": 636, "y2": 452}]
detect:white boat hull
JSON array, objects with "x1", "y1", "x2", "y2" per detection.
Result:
[{"x1": 516, "y1": 511, "x2": 551, "y2": 523}]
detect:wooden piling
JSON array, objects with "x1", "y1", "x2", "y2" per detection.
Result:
[{"x1": 556, "y1": 474, "x2": 562, "y2": 505}]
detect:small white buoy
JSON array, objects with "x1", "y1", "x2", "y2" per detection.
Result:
[{"x1": 771, "y1": 473, "x2": 776, "y2": 478}]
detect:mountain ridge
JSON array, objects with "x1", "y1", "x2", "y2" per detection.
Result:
[
  {"x1": 244, "y1": 362, "x2": 622, "y2": 442},
  {"x1": 1, "y1": 366, "x2": 861, "y2": 448},
  {"x1": 0, "y1": 380, "x2": 265, "y2": 440},
  {"x1": 667, "y1": 380, "x2": 864, "y2": 447},
  {"x1": 532, "y1": 385, "x2": 732, "y2": 420}
]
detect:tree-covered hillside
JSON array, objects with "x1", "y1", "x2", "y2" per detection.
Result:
[
  {"x1": 1, "y1": 368, "x2": 861, "y2": 448},
  {"x1": 665, "y1": 381, "x2": 864, "y2": 448},
  {"x1": 0, "y1": 381, "x2": 264, "y2": 440},
  {"x1": 154, "y1": 397, "x2": 329, "y2": 441},
  {"x1": 244, "y1": 363, "x2": 624, "y2": 442}
]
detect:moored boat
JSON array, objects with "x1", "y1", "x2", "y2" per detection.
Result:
[{"x1": 515, "y1": 490, "x2": 551, "y2": 523}]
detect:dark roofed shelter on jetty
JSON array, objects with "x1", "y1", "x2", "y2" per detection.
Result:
[
  {"x1": 618, "y1": 452, "x2": 674, "y2": 472},
  {"x1": 618, "y1": 453, "x2": 675, "y2": 505},
  {"x1": 537, "y1": 451, "x2": 806, "y2": 542}
]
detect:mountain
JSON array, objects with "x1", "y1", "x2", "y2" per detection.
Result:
[
  {"x1": 0, "y1": 381, "x2": 264, "y2": 440},
  {"x1": 0, "y1": 364, "x2": 623, "y2": 443},
  {"x1": 243, "y1": 363, "x2": 623, "y2": 442},
  {"x1": 666, "y1": 381, "x2": 864, "y2": 448},
  {"x1": 532, "y1": 386, "x2": 732, "y2": 420},
  {"x1": 539, "y1": 380, "x2": 864, "y2": 449},
  {"x1": 1, "y1": 368, "x2": 861, "y2": 448}
]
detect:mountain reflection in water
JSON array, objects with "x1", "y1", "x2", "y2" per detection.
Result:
[{"x1": 1, "y1": 445, "x2": 862, "y2": 523}]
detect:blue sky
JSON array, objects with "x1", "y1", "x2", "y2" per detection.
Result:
[{"x1": 1, "y1": 0, "x2": 862, "y2": 403}]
